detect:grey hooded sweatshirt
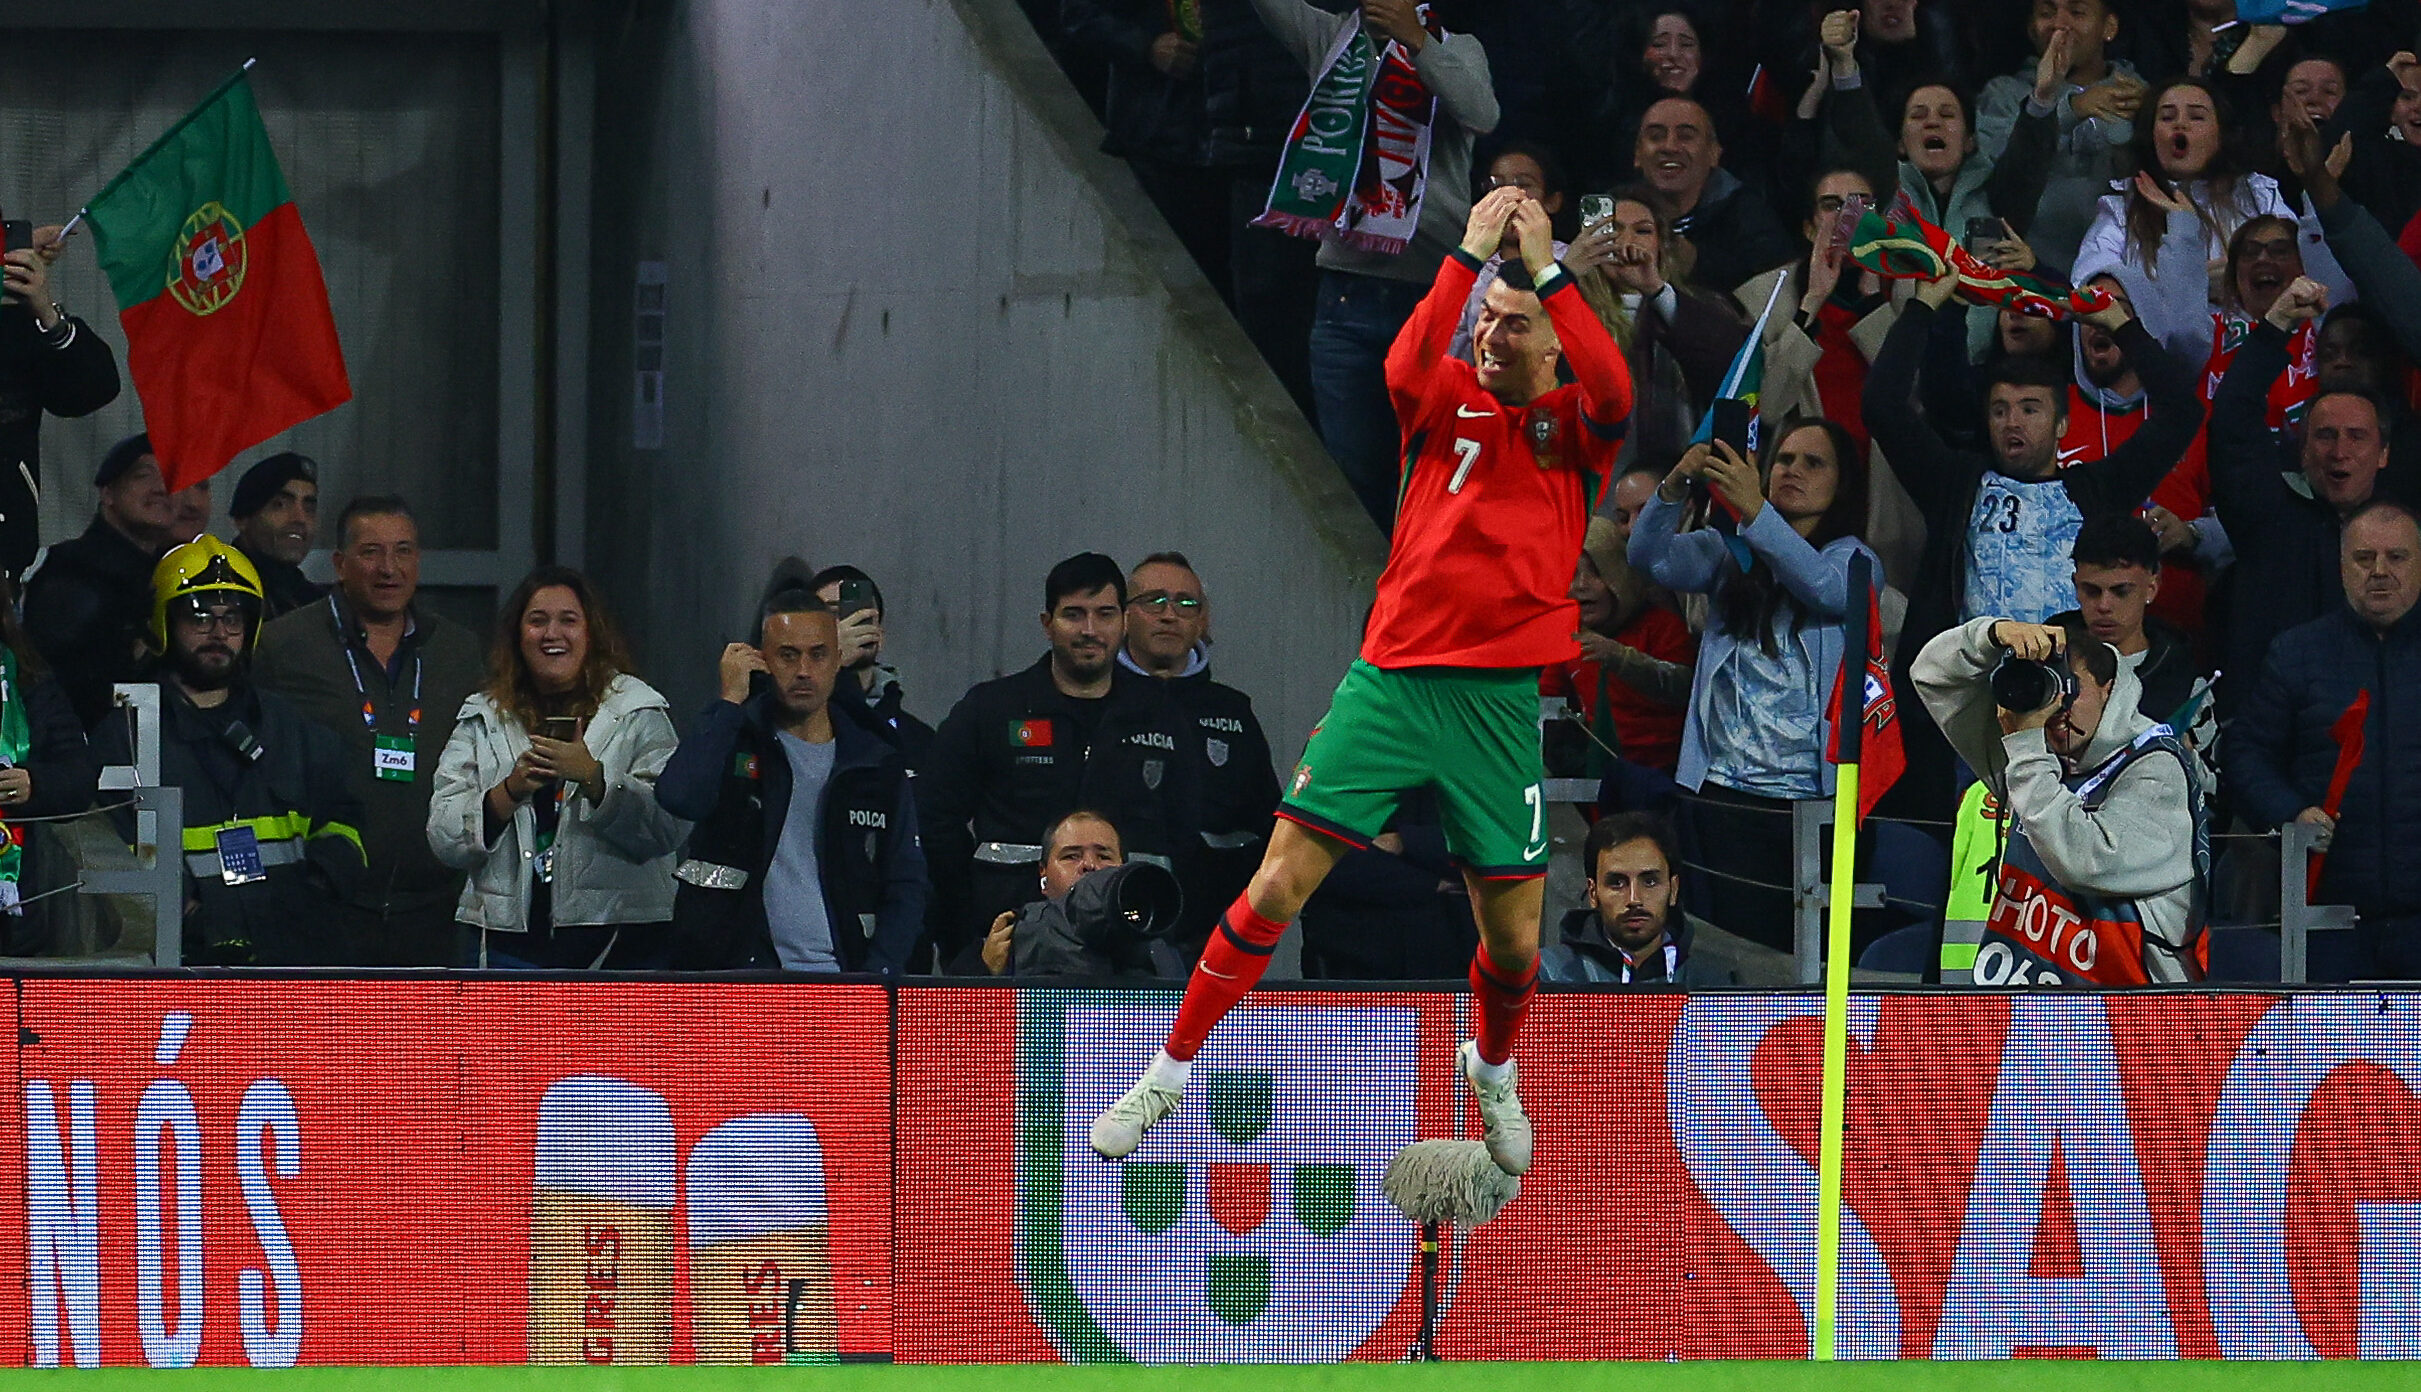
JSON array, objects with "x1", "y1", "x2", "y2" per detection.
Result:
[{"x1": 1913, "y1": 617, "x2": 2202, "y2": 982}]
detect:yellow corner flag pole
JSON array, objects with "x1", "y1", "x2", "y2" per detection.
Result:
[{"x1": 1812, "y1": 551, "x2": 1871, "y2": 1362}]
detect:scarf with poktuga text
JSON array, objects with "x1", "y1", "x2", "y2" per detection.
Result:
[{"x1": 1252, "y1": 7, "x2": 1441, "y2": 256}]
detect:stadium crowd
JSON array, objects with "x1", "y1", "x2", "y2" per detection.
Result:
[{"x1": 8, "y1": 0, "x2": 2421, "y2": 981}]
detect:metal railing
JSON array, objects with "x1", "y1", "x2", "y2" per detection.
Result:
[{"x1": 76, "y1": 683, "x2": 182, "y2": 968}]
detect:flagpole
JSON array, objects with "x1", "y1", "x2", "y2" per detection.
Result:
[
  {"x1": 1724, "y1": 273, "x2": 1790, "y2": 399},
  {"x1": 74, "y1": 58, "x2": 261, "y2": 227},
  {"x1": 1812, "y1": 551, "x2": 1871, "y2": 1361}
]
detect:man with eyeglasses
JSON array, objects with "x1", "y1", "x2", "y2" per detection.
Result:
[
  {"x1": 94, "y1": 538, "x2": 363, "y2": 966},
  {"x1": 920, "y1": 552, "x2": 1199, "y2": 973},
  {"x1": 1117, "y1": 552, "x2": 1279, "y2": 951}
]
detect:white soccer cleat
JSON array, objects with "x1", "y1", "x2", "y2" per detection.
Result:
[
  {"x1": 1458, "y1": 1039, "x2": 1534, "y2": 1176},
  {"x1": 1090, "y1": 1072, "x2": 1184, "y2": 1160}
]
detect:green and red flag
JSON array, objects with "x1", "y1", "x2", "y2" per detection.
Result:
[{"x1": 84, "y1": 68, "x2": 349, "y2": 491}]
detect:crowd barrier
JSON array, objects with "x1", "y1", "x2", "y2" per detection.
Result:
[{"x1": 8, "y1": 977, "x2": 2419, "y2": 1366}]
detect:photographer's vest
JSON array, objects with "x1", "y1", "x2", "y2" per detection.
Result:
[
  {"x1": 1940, "y1": 781, "x2": 2004, "y2": 978},
  {"x1": 1970, "y1": 726, "x2": 2208, "y2": 987}
]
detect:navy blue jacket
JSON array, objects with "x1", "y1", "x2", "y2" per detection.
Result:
[
  {"x1": 655, "y1": 693, "x2": 926, "y2": 974},
  {"x1": 2230, "y1": 604, "x2": 2421, "y2": 916}
]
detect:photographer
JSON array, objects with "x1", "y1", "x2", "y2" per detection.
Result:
[
  {"x1": 1912, "y1": 612, "x2": 2208, "y2": 986},
  {"x1": 961, "y1": 809, "x2": 1187, "y2": 980},
  {"x1": 1, "y1": 222, "x2": 120, "y2": 580}
]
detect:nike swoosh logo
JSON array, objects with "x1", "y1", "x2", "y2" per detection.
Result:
[{"x1": 1457, "y1": 405, "x2": 1492, "y2": 418}]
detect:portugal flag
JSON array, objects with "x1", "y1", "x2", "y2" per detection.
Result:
[
  {"x1": 1824, "y1": 560, "x2": 1904, "y2": 827},
  {"x1": 85, "y1": 69, "x2": 350, "y2": 491}
]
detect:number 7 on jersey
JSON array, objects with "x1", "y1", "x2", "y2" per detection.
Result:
[{"x1": 1449, "y1": 437, "x2": 1482, "y2": 494}]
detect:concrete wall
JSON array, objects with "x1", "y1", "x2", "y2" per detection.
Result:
[{"x1": 587, "y1": 0, "x2": 1386, "y2": 760}]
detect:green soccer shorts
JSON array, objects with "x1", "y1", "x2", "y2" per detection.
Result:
[{"x1": 1279, "y1": 660, "x2": 1550, "y2": 879}]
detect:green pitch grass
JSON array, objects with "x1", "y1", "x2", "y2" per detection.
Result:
[{"x1": 7, "y1": 1366, "x2": 2418, "y2": 1392}]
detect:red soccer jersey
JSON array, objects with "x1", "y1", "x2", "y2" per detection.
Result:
[
  {"x1": 1361, "y1": 252, "x2": 1634, "y2": 670},
  {"x1": 2200, "y1": 313, "x2": 2317, "y2": 431},
  {"x1": 2058, "y1": 384, "x2": 2213, "y2": 643}
]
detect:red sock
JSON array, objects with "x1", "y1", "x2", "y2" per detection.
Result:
[
  {"x1": 1164, "y1": 894, "x2": 1289, "y2": 1062},
  {"x1": 1469, "y1": 943, "x2": 1537, "y2": 1067}
]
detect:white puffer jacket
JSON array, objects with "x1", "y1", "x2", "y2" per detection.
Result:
[{"x1": 427, "y1": 673, "x2": 687, "y2": 933}]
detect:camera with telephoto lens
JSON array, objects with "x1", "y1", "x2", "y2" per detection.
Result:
[
  {"x1": 1017, "y1": 860, "x2": 1189, "y2": 979},
  {"x1": 1990, "y1": 651, "x2": 2076, "y2": 714}
]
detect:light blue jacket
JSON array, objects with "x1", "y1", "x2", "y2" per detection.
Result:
[{"x1": 1628, "y1": 494, "x2": 1880, "y2": 797}]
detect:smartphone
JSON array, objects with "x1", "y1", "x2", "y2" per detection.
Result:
[
  {"x1": 1829, "y1": 193, "x2": 1873, "y2": 256},
  {"x1": 1965, "y1": 216, "x2": 2006, "y2": 255},
  {"x1": 835, "y1": 577, "x2": 876, "y2": 620},
  {"x1": 1578, "y1": 193, "x2": 1614, "y2": 230},
  {"x1": 1711, "y1": 398, "x2": 1754, "y2": 457},
  {"x1": 540, "y1": 716, "x2": 580, "y2": 742},
  {"x1": 1, "y1": 221, "x2": 28, "y2": 255}
]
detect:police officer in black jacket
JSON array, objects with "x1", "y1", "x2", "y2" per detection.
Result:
[
  {"x1": 1116, "y1": 552, "x2": 1278, "y2": 951},
  {"x1": 656, "y1": 591, "x2": 926, "y2": 974},
  {"x1": 919, "y1": 553, "x2": 1199, "y2": 972}
]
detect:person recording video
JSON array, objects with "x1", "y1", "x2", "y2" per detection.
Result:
[{"x1": 1912, "y1": 612, "x2": 2207, "y2": 986}]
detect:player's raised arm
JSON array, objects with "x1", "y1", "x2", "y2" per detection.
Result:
[
  {"x1": 1385, "y1": 186, "x2": 1522, "y2": 418},
  {"x1": 1514, "y1": 199, "x2": 1632, "y2": 434}
]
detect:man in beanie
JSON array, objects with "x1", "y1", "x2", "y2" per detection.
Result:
[
  {"x1": 228, "y1": 451, "x2": 323, "y2": 618},
  {"x1": 24, "y1": 433, "x2": 172, "y2": 728}
]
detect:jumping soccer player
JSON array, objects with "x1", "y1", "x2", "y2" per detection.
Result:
[{"x1": 1091, "y1": 187, "x2": 1634, "y2": 1175}]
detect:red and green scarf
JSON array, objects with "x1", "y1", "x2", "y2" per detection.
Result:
[
  {"x1": 1252, "y1": 8, "x2": 1443, "y2": 255},
  {"x1": 1844, "y1": 203, "x2": 2114, "y2": 321}
]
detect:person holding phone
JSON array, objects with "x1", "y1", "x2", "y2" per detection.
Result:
[
  {"x1": 808, "y1": 563, "x2": 934, "y2": 770},
  {"x1": 1629, "y1": 420, "x2": 1877, "y2": 952},
  {"x1": 428, "y1": 567, "x2": 685, "y2": 969},
  {"x1": 0, "y1": 217, "x2": 121, "y2": 582}
]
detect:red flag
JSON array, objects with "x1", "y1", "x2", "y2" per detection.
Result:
[
  {"x1": 1825, "y1": 581, "x2": 1903, "y2": 825},
  {"x1": 1746, "y1": 64, "x2": 1788, "y2": 125},
  {"x1": 2308, "y1": 689, "x2": 2370, "y2": 899}
]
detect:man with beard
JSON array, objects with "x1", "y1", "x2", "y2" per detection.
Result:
[
  {"x1": 93, "y1": 538, "x2": 363, "y2": 965},
  {"x1": 1864, "y1": 265, "x2": 2202, "y2": 816},
  {"x1": 919, "y1": 552, "x2": 1196, "y2": 972},
  {"x1": 227, "y1": 452, "x2": 324, "y2": 617},
  {"x1": 1539, "y1": 812, "x2": 1718, "y2": 985}
]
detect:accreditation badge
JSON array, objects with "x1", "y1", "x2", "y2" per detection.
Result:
[
  {"x1": 214, "y1": 825, "x2": 267, "y2": 886},
  {"x1": 373, "y1": 733, "x2": 418, "y2": 782}
]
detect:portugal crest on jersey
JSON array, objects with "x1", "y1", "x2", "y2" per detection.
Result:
[{"x1": 1526, "y1": 409, "x2": 1559, "y2": 469}]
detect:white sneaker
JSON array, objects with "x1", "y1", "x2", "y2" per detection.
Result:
[
  {"x1": 1458, "y1": 1040, "x2": 1533, "y2": 1176},
  {"x1": 1090, "y1": 1072, "x2": 1184, "y2": 1160}
]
